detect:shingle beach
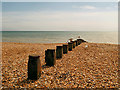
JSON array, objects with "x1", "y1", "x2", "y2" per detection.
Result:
[{"x1": 2, "y1": 42, "x2": 119, "y2": 88}]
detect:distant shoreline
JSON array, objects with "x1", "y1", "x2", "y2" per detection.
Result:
[{"x1": 1, "y1": 42, "x2": 119, "y2": 45}]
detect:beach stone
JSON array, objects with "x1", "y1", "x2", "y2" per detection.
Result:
[
  {"x1": 56, "y1": 46, "x2": 63, "y2": 59},
  {"x1": 45, "y1": 49, "x2": 56, "y2": 66},
  {"x1": 63, "y1": 44, "x2": 68, "y2": 54},
  {"x1": 68, "y1": 42, "x2": 73, "y2": 51},
  {"x1": 28, "y1": 55, "x2": 41, "y2": 80}
]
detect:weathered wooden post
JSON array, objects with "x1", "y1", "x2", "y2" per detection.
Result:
[
  {"x1": 75, "y1": 40, "x2": 78, "y2": 46},
  {"x1": 77, "y1": 39, "x2": 82, "y2": 45},
  {"x1": 56, "y1": 46, "x2": 63, "y2": 59},
  {"x1": 68, "y1": 42, "x2": 73, "y2": 51},
  {"x1": 63, "y1": 44, "x2": 68, "y2": 54},
  {"x1": 81, "y1": 39, "x2": 86, "y2": 42},
  {"x1": 77, "y1": 39, "x2": 80, "y2": 45},
  {"x1": 28, "y1": 55, "x2": 41, "y2": 80},
  {"x1": 45, "y1": 49, "x2": 56, "y2": 66},
  {"x1": 71, "y1": 41, "x2": 76, "y2": 48}
]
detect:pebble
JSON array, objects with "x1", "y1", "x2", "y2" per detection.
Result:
[{"x1": 2, "y1": 42, "x2": 119, "y2": 88}]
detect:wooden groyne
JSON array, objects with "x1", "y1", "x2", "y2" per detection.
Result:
[{"x1": 28, "y1": 38, "x2": 86, "y2": 80}]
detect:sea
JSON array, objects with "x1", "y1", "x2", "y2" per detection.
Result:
[{"x1": 1, "y1": 31, "x2": 118, "y2": 44}]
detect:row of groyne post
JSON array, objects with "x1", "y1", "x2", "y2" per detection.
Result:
[{"x1": 28, "y1": 38, "x2": 86, "y2": 80}]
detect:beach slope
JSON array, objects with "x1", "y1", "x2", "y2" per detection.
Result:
[{"x1": 2, "y1": 42, "x2": 119, "y2": 88}]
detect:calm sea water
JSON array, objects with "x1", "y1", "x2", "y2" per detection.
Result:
[{"x1": 1, "y1": 31, "x2": 118, "y2": 44}]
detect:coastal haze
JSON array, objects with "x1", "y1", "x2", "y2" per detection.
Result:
[{"x1": 2, "y1": 2, "x2": 117, "y2": 31}]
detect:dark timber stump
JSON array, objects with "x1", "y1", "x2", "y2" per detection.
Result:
[
  {"x1": 71, "y1": 41, "x2": 76, "y2": 48},
  {"x1": 77, "y1": 39, "x2": 82, "y2": 45},
  {"x1": 77, "y1": 39, "x2": 80, "y2": 45},
  {"x1": 68, "y1": 42, "x2": 73, "y2": 51},
  {"x1": 56, "y1": 46, "x2": 63, "y2": 59},
  {"x1": 45, "y1": 49, "x2": 56, "y2": 66},
  {"x1": 75, "y1": 40, "x2": 78, "y2": 46},
  {"x1": 63, "y1": 44, "x2": 68, "y2": 54},
  {"x1": 28, "y1": 55, "x2": 41, "y2": 80},
  {"x1": 77, "y1": 39, "x2": 86, "y2": 45},
  {"x1": 81, "y1": 39, "x2": 87, "y2": 42}
]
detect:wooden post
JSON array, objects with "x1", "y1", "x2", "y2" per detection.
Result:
[
  {"x1": 56, "y1": 46, "x2": 63, "y2": 59},
  {"x1": 45, "y1": 49, "x2": 56, "y2": 66},
  {"x1": 81, "y1": 39, "x2": 86, "y2": 42},
  {"x1": 77, "y1": 39, "x2": 80, "y2": 45},
  {"x1": 28, "y1": 55, "x2": 41, "y2": 80},
  {"x1": 71, "y1": 41, "x2": 76, "y2": 48},
  {"x1": 75, "y1": 40, "x2": 78, "y2": 46},
  {"x1": 68, "y1": 42, "x2": 73, "y2": 51},
  {"x1": 77, "y1": 39, "x2": 82, "y2": 45},
  {"x1": 63, "y1": 44, "x2": 68, "y2": 54}
]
